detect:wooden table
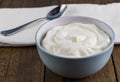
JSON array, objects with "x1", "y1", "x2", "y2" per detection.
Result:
[{"x1": 0, "y1": 0, "x2": 120, "y2": 82}]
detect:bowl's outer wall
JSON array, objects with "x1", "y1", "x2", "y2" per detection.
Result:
[
  {"x1": 36, "y1": 16, "x2": 115, "y2": 78},
  {"x1": 37, "y1": 45, "x2": 114, "y2": 78}
]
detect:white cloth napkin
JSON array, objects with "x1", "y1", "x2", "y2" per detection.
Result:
[{"x1": 0, "y1": 3, "x2": 120, "y2": 46}]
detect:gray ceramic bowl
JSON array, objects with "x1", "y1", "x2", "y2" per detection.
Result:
[{"x1": 35, "y1": 16, "x2": 115, "y2": 78}]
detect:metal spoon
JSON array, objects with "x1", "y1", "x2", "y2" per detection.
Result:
[{"x1": 1, "y1": 5, "x2": 67, "y2": 36}]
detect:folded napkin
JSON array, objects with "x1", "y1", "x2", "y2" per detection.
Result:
[{"x1": 0, "y1": 3, "x2": 120, "y2": 46}]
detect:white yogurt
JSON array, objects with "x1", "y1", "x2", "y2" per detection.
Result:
[{"x1": 42, "y1": 23, "x2": 111, "y2": 57}]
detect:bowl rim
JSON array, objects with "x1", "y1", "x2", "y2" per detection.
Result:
[{"x1": 35, "y1": 16, "x2": 115, "y2": 59}]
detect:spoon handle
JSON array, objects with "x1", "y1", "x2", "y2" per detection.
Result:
[{"x1": 1, "y1": 17, "x2": 46, "y2": 36}]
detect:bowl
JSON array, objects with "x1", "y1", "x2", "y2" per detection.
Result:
[{"x1": 35, "y1": 16, "x2": 115, "y2": 78}]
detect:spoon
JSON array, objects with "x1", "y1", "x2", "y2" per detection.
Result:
[{"x1": 1, "y1": 5, "x2": 67, "y2": 36}]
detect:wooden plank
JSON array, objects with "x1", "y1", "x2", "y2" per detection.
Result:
[
  {"x1": 4, "y1": 47, "x2": 45, "y2": 82},
  {"x1": 0, "y1": 48, "x2": 12, "y2": 82},
  {"x1": 28, "y1": 47, "x2": 45, "y2": 82},
  {"x1": 61, "y1": 0, "x2": 101, "y2": 4},
  {"x1": 112, "y1": 45, "x2": 120, "y2": 82},
  {"x1": 51, "y1": 0, "x2": 101, "y2": 5},
  {"x1": 4, "y1": 47, "x2": 30, "y2": 82},
  {"x1": 50, "y1": 0, "x2": 61, "y2": 5},
  {"x1": 101, "y1": 0, "x2": 120, "y2": 4},
  {"x1": 45, "y1": 68, "x2": 63, "y2": 82},
  {"x1": 0, "y1": 0, "x2": 51, "y2": 8}
]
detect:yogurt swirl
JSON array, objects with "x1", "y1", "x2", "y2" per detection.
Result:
[{"x1": 42, "y1": 23, "x2": 111, "y2": 57}]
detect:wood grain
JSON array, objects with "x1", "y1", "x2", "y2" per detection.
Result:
[
  {"x1": 4, "y1": 47, "x2": 45, "y2": 82},
  {"x1": 61, "y1": 0, "x2": 101, "y2": 4},
  {"x1": 4, "y1": 47, "x2": 30, "y2": 82},
  {"x1": 51, "y1": 0, "x2": 61, "y2": 5},
  {"x1": 29, "y1": 47, "x2": 45, "y2": 82},
  {"x1": 0, "y1": 48, "x2": 12, "y2": 82},
  {"x1": 45, "y1": 68, "x2": 63, "y2": 82},
  {"x1": 101, "y1": 0, "x2": 120, "y2": 4},
  {"x1": 112, "y1": 45, "x2": 120, "y2": 82},
  {"x1": 0, "y1": 0, "x2": 51, "y2": 8}
]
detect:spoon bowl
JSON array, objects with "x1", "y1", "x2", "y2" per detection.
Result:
[{"x1": 47, "y1": 5, "x2": 67, "y2": 20}]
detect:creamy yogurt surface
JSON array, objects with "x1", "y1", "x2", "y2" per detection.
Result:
[{"x1": 42, "y1": 23, "x2": 111, "y2": 57}]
